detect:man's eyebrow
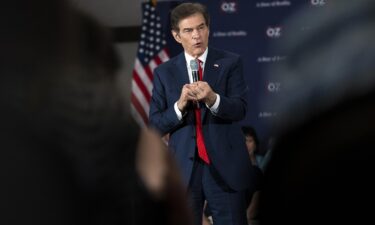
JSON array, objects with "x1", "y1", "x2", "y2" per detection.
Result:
[{"x1": 182, "y1": 23, "x2": 206, "y2": 30}]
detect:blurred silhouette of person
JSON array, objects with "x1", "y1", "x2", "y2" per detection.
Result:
[
  {"x1": 241, "y1": 126, "x2": 266, "y2": 225},
  {"x1": 0, "y1": 1, "x2": 192, "y2": 225},
  {"x1": 259, "y1": 91, "x2": 375, "y2": 225},
  {"x1": 242, "y1": 126, "x2": 262, "y2": 170},
  {"x1": 258, "y1": 0, "x2": 375, "y2": 224}
]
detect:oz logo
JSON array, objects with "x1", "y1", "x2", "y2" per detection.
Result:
[
  {"x1": 267, "y1": 82, "x2": 281, "y2": 93},
  {"x1": 311, "y1": 0, "x2": 326, "y2": 6},
  {"x1": 221, "y1": 1, "x2": 237, "y2": 13},
  {"x1": 266, "y1": 27, "x2": 282, "y2": 38}
]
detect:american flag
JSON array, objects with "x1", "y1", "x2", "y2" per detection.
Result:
[{"x1": 131, "y1": 2, "x2": 170, "y2": 127}]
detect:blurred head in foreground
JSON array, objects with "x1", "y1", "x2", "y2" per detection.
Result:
[{"x1": 0, "y1": 1, "x2": 192, "y2": 225}]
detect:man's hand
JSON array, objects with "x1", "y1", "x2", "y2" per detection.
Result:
[
  {"x1": 191, "y1": 81, "x2": 217, "y2": 107},
  {"x1": 177, "y1": 84, "x2": 196, "y2": 112}
]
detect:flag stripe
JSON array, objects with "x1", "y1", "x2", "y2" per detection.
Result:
[
  {"x1": 132, "y1": 70, "x2": 151, "y2": 102},
  {"x1": 131, "y1": 79, "x2": 150, "y2": 115},
  {"x1": 148, "y1": 59, "x2": 159, "y2": 74},
  {"x1": 134, "y1": 58, "x2": 153, "y2": 93},
  {"x1": 159, "y1": 49, "x2": 170, "y2": 62},
  {"x1": 131, "y1": 94, "x2": 148, "y2": 126},
  {"x1": 143, "y1": 63, "x2": 154, "y2": 81}
]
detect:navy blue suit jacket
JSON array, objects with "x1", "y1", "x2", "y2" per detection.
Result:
[{"x1": 149, "y1": 47, "x2": 255, "y2": 191}]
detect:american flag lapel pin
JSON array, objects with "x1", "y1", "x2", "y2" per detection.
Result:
[{"x1": 213, "y1": 64, "x2": 219, "y2": 68}]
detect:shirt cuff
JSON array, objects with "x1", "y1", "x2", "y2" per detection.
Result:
[
  {"x1": 207, "y1": 94, "x2": 220, "y2": 114},
  {"x1": 174, "y1": 102, "x2": 183, "y2": 120}
]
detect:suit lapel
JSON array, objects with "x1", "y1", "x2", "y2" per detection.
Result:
[{"x1": 172, "y1": 53, "x2": 189, "y2": 90}]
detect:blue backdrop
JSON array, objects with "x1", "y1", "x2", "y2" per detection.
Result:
[{"x1": 155, "y1": 0, "x2": 328, "y2": 153}]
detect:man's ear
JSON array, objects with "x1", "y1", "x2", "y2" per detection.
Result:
[{"x1": 171, "y1": 30, "x2": 181, "y2": 43}]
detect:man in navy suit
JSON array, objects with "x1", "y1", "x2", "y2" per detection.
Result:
[{"x1": 149, "y1": 2, "x2": 256, "y2": 225}]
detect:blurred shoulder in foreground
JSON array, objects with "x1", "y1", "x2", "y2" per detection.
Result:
[{"x1": 259, "y1": 0, "x2": 375, "y2": 224}]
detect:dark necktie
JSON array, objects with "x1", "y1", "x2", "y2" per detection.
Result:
[{"x1": 194, "y1": 59, "x2": 210, "y2": 164}]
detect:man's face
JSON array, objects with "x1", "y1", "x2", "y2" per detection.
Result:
[{"x1": 172, "y1": 13, "x2": 209, "y2": 58}]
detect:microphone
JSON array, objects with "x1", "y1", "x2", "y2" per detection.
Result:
[
  {"x1": 190, "y1": 59, "x2": 199, "y2": 83},
  {"x1": 190, "y1": 59, "x2": 200, "y2": 108}
]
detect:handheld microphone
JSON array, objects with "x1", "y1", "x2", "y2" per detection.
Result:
[
  {"x1": 190, "y1": 59, "x2": 199, "y2": 83},
  {"x1": 190, "y1": 59, "x2": 200, "y2": 108}
]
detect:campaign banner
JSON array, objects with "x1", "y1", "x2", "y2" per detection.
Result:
[{"x1": 154, "y1": 0, "x2": 328, "y2": 153}]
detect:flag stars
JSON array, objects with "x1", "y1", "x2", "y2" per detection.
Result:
[{"x1": 137, "y1": 3, "x2": 168, "y2": 64}]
